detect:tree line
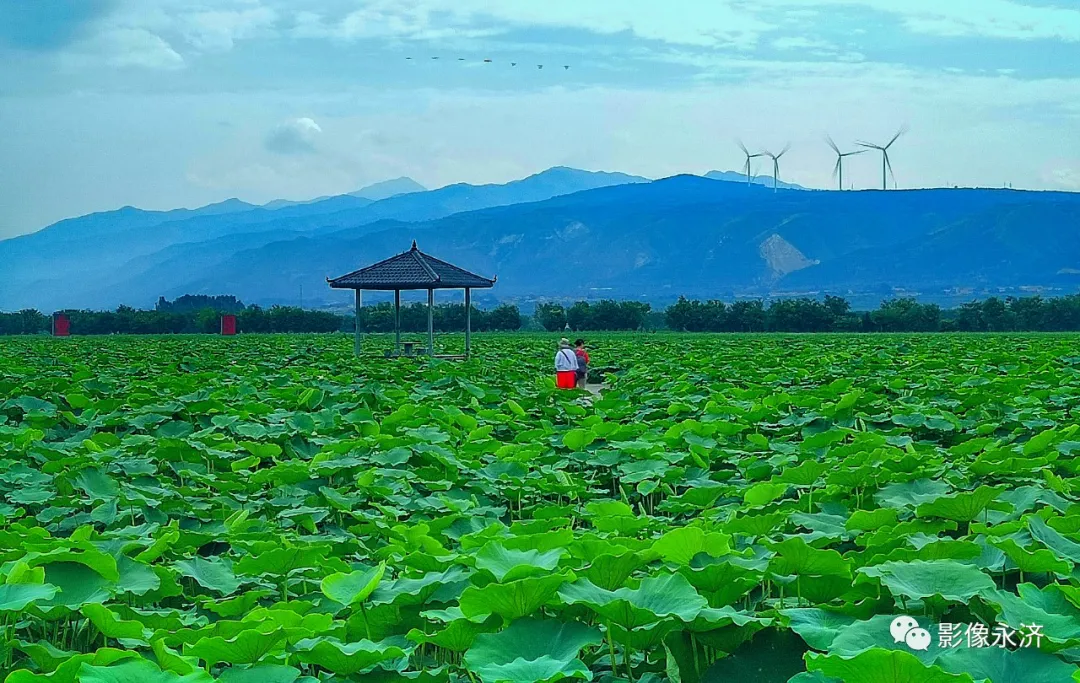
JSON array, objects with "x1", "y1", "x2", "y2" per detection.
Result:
[
  {"x1": 9, "y1": 293, "x2": 1080, "y2": 335},
  {"x1": 534, "y1": 301, "x2": 652, "y2": 331},
  {"x1": 0, "y1": 300, "x2": 523, "y2": 335}
]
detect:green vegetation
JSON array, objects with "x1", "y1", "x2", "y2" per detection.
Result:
[
  {"x1": 0, "y1": 305, "x2": 523, "y2": 336},
  {"x1": 11, "y1": 292, "x2": 1080, "y2": 336},
  {"x1": 2, "y1": 333, "x2": 1080, "y2": 682}
]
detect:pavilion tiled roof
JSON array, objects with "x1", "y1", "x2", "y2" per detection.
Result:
[{"x1": 328, "y1": 241, "x2": 496, "y2": 291}]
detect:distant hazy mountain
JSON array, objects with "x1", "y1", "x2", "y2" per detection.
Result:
[
  {"x1": 6, "y1": 169, "x2": 1078, "y2": 311},
  {"x1": 105, "y1": 176, "x2": 1080, "y2": 310},
  {"x1": 705, "y1": 170, "x2": 806, "y2": 191},
  {"x1": 264, "y1": 176, "x2": 427, "y2": 209},
  {"x1": 0, "y1": 167, "x2": 648, "y2": 310},
  {"x1": 349, "y1": 177, "x2": 426, "y2": 201}
]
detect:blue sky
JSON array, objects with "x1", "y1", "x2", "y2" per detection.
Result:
[{"x1": 1, "y1": 0, "x2": 1079, "y2": 237}]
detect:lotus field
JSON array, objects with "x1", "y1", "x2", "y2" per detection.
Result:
[{"x1": 4, "y1": 333, "x2": 1080, "y2": 683}]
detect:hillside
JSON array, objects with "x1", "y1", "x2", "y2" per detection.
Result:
[
  {"x1": 3, "y1": 172, "x2": 1078, "y2": 311},
  {"x1": 96, "y1": 178, "x2": 1080, "y2": 310},
  {"x1": 0, "y1": 167, "x2": 648, "y2": 310}
]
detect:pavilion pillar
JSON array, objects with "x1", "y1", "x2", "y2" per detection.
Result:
[
  {"x1": 464, "y1": 288, "x2": 472, "y2": 358},
  {"x1": 427, "y1": 289, "x2": 434, "y2": 355},
  {"x1": 353, "y1": 289, "x2": 362, "y2": 357},
  {"x1": 394, "y1": 289, "x2": 401, "y2": 355}
]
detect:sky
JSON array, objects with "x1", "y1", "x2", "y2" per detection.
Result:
[{"x1": 1, "y1": 0, "x2": 1079, "y2": 238}]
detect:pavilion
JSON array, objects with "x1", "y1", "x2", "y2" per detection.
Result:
[{"x1": 327, "y1": 241, "x2": 496, "y2": 358}]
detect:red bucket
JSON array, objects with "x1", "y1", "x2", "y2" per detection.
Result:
[{"x1": 556, "y1": 371, "x2": 577, "y2": 389}]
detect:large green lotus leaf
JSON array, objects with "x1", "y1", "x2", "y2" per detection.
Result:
[
  {"x1": 826, "y1": 615, "x2": 943, "y2": 665},
  {"x1": 151, "y1": 641, "x2": 201, "y2": 676},
  {"x1": 991, "y1": 538, "x2": 1071, "y2": 575},
  {"x1": 556, "y1": 574, "x2": 707, "y2": 629},
  {"x1": 467, "y1": 655, "x2": 590, "y2": 683},
  {"x1": 585, "y1": 501, "x2": 648, "y2": 534},
  {"x1": 321, "y1": 563, "x2": 386, "y2": 606},
  {"x1": 234, "y1": 547, "x2": 328, "y2": 577},
  {"x1": 781, "y1": 608, "x2": 860, "y2": 650},
  {"x1": 875, "y1": 480, "x2": 952, "y2": 509},
  {"x1": 936, "y1": 647, "x2": 1077, "y2": 683},
  {"x1": 982, "y1": 587, "x2": 1080, "y2": 643},
  {"x1": 790, "y1": 512, "x2": 850, "y2": 541},
  {"x1": 0, "y1": 583, "x2": 58, "y2": 611},
  {"x1": 407, "y1": 613, "x2": 499, "y2": 653},
  {"x1": 680, "y1": 560, "x2": 762, "y2": 607},
  {"x1": 12, "y1": 640, "x2": 78, "y2": 674},
  {"x1": 768, "y1": 538, "x2": 851, "y2": 578},
  {"x1": 725, "y1": 512, "x2": 789, "y2": 538},
  {"x1": 173, "y1": 557, "x2": 241, "y2": 596},
  {"x1": 1018, "y1": 583, "x2": 1080, "y2": 620},
  {"x1": 355, "y1": 670, "x2": 449, "y2": 683},
  {"x1": 652, "y1": 527, "x2": 731, "y2": 565},
  {"x1": 777, "y1": 461, "x2": 827, "y2": 487},
  {"x1": 581, "y1": 552, "x2": 649, "y2": 591},
  {"x1": 236, "y1": 607, "x2": 335, "y2": 646},
  {"x1": 155, "y1": 421, "x2": 195, "y2": 439},
  {"x1": 463, "y1": 619, "x2": 602, "y2": 683},
  {"x1": 4, "y1": 650, "x2": 139, "y2": 683},
  {"x1": 686, "y1": 605, "x2": 772, "y2": 633},
  {"x1": 77, "y1": 659, "x2": 213, "y2": 683},
  {"x1": 916, "y1": 487, "x2": 1004, "y2": 523},
  {"x1": 290, "y1": 637, "x2": 408, "y2": 676},
  {"x1": 72, "y1": 468, "x2": 119, "y2": 502},
  {"x1": 27, "y1": 548, "x2": 119, "y2": 581},
  {"x1": 858, "y1": 561, "x2": 995, "y2": 603},
  {"x1": 184, "y1": 629, "x2": 287, "y2": 667},
  {"x1": 1028, "y1": 516, "x2": 1080, "y2": 564},
  {"x1": 115, "y1": 556, "x2": 160, "y2": 596},
  {"x1": 788, "y1": 673, "x2": 840, "y2": 683},
  {"x1": 39, "y1": 562, "x2": 113, "y2": 609},
  {"x1": 562, "y1": 429, "x2": 595, "y2": 452},
  {"x1": 81, "y1": 604, "x2": 153, "y2": 643},
  {"x1": 745, "y1": 483, "x2": 788, "y2": 507},
  {"x1": 846, "y1": 509, "x2": 899, "y2": 533},
  {"x1": 474, "y1": 543, "x2": 565, "y2": 582},
  {"x1": 370, "y1": 567, "x2": 469, "y2": 607},
  {"x1": 216, "y1": 665, "x2": 300, "y2": 683},
  {"x1": 805, "y1": 650, "x2": 974, "y2": 683},
  {"x1": 460, "y1": 573, "x2": 571, "y2": 621}
]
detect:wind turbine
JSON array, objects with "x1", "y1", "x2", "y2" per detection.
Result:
[
  {"x1": 763, "y1": 143, "x2": 791, "y2": 192},
  {"x1": 857, "y1": 125, "x2": 908, "y2": 190},
  {"x1": 826, "y1": 135, "x2": 866, "y2": 191},
  {"x1": 737, "y1": 141, "x2": 767, "y2": 186}
]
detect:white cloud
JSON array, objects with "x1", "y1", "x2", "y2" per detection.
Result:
[
  {"x1": 758, "y1": 0, "x2": 1080, "y2": 42},
  {"x1": 287, "y1": 0, "x2": 772, "y2": 48},
  {"x1": 281, "y1": 0, "x2": 1080, "y2": 49},
  {"x1": 771, "y1": 37, "x2": 837, "y2": 51},
  {"x1": 179, "y1": 6, "x2": 278, "y2": 51},
  {"x1": 264, "y1": 117, "x2": 322, "y2": 154},
  {"x1": 59, "y1": 27, "x2": 184, "y2": 70}
]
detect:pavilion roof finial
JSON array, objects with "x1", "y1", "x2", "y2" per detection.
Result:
[{"x1": 411, "y1": 240, "x2": 418, "y2": 251}]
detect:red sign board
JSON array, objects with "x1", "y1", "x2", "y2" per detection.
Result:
[
  {"x1": 220, "y1": 314, "x2": 237, "y2": 336},
  {"x1": 53, "y1": 313, "x2": 70, "y2": 337}
]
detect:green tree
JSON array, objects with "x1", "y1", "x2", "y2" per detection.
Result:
[{"x1": 534, "y1": 303, "x2": 566, "y2": 331}]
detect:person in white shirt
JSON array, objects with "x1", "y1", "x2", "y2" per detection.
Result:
[{"x1": 554, "y1": 338, "x2": 579, "y2": 389}]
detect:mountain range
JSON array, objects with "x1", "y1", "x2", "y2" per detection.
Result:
[{"x1": 1, "y1": 166, "x2": 1078, "y2": 312}]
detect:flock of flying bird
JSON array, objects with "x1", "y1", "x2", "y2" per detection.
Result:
[
  {"x1": 405, "y1": 55, "x2": 904, "y2": 193},
  {"x1": 405, "y1": 56, "x2": 572, "y2": 70},
  {"x1": 740, "y1": 125, "x2": 910, "y2": 192}
]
